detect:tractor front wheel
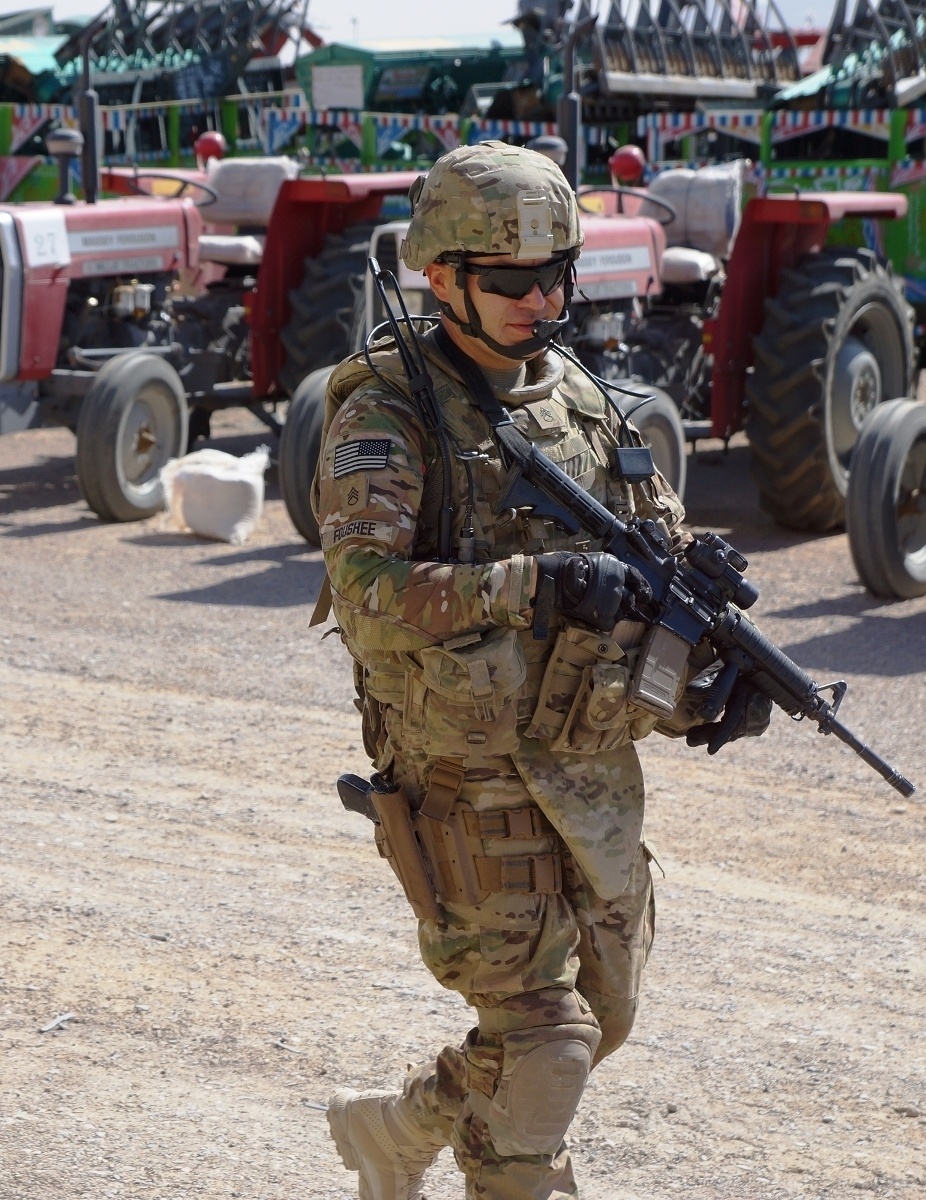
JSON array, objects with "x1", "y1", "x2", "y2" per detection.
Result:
[
  {"x1": 76, "y1": 353, "x2": 188, "y2": 522},
  {"x1": 847, "y1": 399, "x2": 926, "y2": 599},
  {"x1": 746, "y1": 248, "x2": 913, "y2": 532},
  {"x1": 279, "y1": 367, "x2": 334, "y2": 545},
  {"x1": 621, "y1": 383, "x2": 688, "y2": 501}
]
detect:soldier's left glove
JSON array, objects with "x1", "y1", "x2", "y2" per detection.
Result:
[{"x1": 685, "y1": 675, "x2": 772, "y2": 755}]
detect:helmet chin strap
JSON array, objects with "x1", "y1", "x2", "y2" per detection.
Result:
[{"x1": 439, "y1": 261, "x2": 575, "y2": 361}]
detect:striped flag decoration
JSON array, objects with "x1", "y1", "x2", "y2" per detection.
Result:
[{"x1": 333, "y1": 439, "x2": 392, "y2": 478}]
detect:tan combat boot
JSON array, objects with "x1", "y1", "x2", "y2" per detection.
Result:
[{"x1": 327, "y1": 1088, "x2": 443, "y2": 1200}]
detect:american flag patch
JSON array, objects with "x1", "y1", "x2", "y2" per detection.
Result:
[{"x1": 333, "y1": 438, "x2": 391, "y2": 478}]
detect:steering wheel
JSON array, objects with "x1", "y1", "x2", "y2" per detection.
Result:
[
  {"x1": 577, "y1": 185, "x2": 676, "y2": 226},
  {"x1": 127, "y1": 171, "x2": 218, "y2": 208}
]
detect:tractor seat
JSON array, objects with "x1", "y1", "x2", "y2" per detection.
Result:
[
  {"x1": 204, "y1": 156, "x2": 300, "y2": 228},
  {"x1": 198, "y1": 234, "x2": 265, "y2": 266},
  {"x1": 660, "y1": 246, "x2": 721, "y2": 286}
]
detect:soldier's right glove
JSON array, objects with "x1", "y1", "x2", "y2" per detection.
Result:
[{"x1": 534, "y1": 551, "x2": 652, "y2": 633}]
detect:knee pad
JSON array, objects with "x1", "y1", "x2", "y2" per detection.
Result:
[{"x1": 470, "y1": 1024, "x2": 598, "y2": 1156}]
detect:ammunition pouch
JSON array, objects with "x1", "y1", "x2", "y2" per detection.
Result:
[{"x1": 525, "y1": 624, "x2": 660, "y2": 753}]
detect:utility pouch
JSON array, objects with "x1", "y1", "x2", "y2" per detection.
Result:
[
  {"x1": 404, "y1": 628, "x2": 527, "y2": 761},
  {"x1": 628, "y1": 625, "x2": 691, "y2": 717},
  {"x1": 527, "y1": 625, "x2": 642, "y2": 753},
  {"x1": 359, "y1": 661, "x2": 405, "y2": 768},
  {"x1": 415, "y1": 802, "x2": 562, "y2": 906},
  {"x1": 368, "y1": 780, "x2": 441, "y2": 921}
]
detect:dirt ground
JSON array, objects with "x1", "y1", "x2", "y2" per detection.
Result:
[{"x1": 1, "y1": 412, "x2": 924, "y2": 1200}]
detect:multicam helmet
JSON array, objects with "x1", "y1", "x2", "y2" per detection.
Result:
[{"x1": 401, "y1": 140, "x2": 583, "y2": 271}]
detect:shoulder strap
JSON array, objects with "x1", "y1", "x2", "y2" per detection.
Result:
[{"x1": 433, "y1": 325, "x2": 513, "y2": 430}]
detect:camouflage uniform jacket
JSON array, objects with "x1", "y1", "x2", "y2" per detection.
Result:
[{"x1": 314, "y1": 328, "x2": 690, "y2": 898}]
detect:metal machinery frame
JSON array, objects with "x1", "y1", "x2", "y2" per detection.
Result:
[
  {"x1": 54, "y1": 0, "x2": 305, "y2": 79},
  {"x1": 821, "y1": 0, "x2": 926, "y2": 107},
  {"x1": 595, "y1": 0, "x2": 802, "y2": 103}
]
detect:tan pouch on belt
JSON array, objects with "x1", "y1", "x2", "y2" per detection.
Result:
[{"x1": 404, "y1": 628, "x2": 527, "y2": 761}]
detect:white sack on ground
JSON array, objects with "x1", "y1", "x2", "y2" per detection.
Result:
[{"x1": 159, "y1": 446, "x2": 270, "y2": 545}]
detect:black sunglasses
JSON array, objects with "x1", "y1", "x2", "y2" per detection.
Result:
[{"x1": 461, "y1": 256, "x2": 570, "y2": 300}]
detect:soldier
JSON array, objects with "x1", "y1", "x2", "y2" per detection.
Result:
[{"x1": 313, "y1": 142, "x2": 769, "y2": 1200}]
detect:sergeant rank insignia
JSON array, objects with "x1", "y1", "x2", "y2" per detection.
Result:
[{"x1": 333, "y1": 438, "x2": 391, "y2": 478}]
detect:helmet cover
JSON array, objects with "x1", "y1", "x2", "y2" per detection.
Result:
[{"x1": 401, "y1": 140, "x2": 582, "y2": 270}]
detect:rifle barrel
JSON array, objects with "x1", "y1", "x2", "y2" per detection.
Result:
[{"x1": 823, "y1": 714, "x2": 916, "y2": 798}]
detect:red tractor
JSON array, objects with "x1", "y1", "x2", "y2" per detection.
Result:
[
  {"x1": 277, "y1": 153, "x2": 914, "y2": 545},
  {"x1": 2, "y1": 123, "x2": 913, "y2": 545},
  {"x1": 602, "y1": 148, "x2": 914, "y2": 534},
  {"x1": 0, "y1": 124, "x2": 419, "y2": 522}
]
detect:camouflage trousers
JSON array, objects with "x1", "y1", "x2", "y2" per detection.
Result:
[{"x1": 393, "y1": 775, "x2": 655, "y2": 1200}]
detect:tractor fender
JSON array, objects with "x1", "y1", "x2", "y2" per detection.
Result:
[
  {"x1": 251, "y1": 172, "x2": 422, "y2": 398},
  {"x1": 747, "y1": 192, "x2": 907, "y2": 225}
]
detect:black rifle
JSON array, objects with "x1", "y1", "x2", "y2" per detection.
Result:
[{"x1": 367, "y1": 258, "x2": 916, "y2": 798}]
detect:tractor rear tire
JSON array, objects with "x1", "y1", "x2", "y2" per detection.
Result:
[
  {"x1": 621, "y1": 384, "x2": 687, "y2": 501},
  {"x1": 278, "y1": 222, "x2": 379, "y2": 397},
  {"x1": 746, "y1": 247, "x2": 914, "y2": 532},
  {"x1": 76, "y1": 352, "x2": 188, "y2": 522},
  {"x1": 847, "y1": 399, "x2": 926, "y2": 599},
  {"x1": 279, "y1": 366, "x2": 334, "y2": 545}
]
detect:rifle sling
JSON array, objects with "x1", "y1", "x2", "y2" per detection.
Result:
[{"x1": 433, "y1": 325, "x2": 532, "y2": 465}]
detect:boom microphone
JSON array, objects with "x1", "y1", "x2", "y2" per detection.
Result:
[{"x1": 532, "y1": 315, "x2": 570, "y2": 340}]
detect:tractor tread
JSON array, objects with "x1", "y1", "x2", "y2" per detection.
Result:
[
  {"x1": 746, "y1": 247, "x2": 914, "y2": 532},
  {"x1": 760, "y1": 297, "x2": 796, "y2": 333},
  {"x1": 278, "y1": 224, "x2": 384, "y2": 396}
]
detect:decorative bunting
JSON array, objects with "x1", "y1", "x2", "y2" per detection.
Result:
[
  {"x1": 12, "y1": 104, "x2": 76, "y2": 153},
  {"x1": 770, "y1": 109, "x2": 891, "y2": 143},
  {"x1": 260, "y1": 107, "x2": 306, "y2": 153},
  {"x1": 466, "y1": 118, "x2": 558, "y2": 144},
  {"x1": 0, "y1": 155, "x2": 42, "y2": 201}
]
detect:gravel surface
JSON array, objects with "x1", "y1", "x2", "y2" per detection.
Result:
[{"x1": 1, "y1": 412, "x2": 924, "y2": 1200}]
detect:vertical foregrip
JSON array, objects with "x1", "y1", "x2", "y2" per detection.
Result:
[{"x1": 714, "y1": 608, "x2": 819, "y2": 716}]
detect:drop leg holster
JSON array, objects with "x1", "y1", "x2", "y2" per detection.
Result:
[
  {"x1": 367, "y1": 776, "x2": 442, "y2": 921},
  {"x1": 339, "y1": 766, "x2": 565, "y2": 916},
  {"x1": 415, "y1": 801, "x2": 563, "y2": 906}
]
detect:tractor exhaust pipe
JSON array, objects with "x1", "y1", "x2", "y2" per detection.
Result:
[
  {"x1": 555, "y1": 14, "x2": 597, "y2": 192},
  {"x1": 78, "y1": 18, "x2": 105, "y2": 205}
]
